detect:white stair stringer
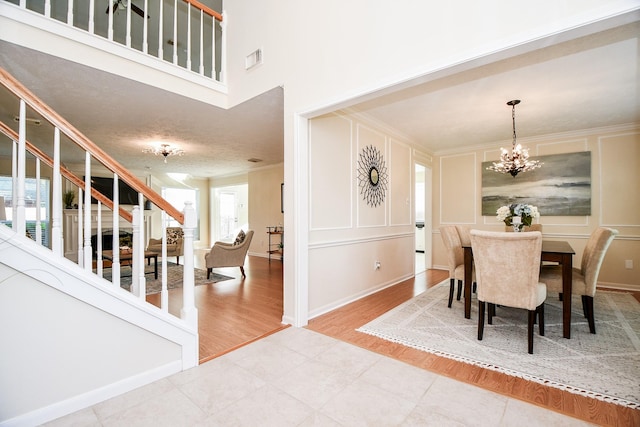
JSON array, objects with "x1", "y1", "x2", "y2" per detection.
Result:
[{"x1": 0, "y1": 225, "x2": 199, "y2": 426}]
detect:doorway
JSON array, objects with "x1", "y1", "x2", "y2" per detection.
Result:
[
  {"x1": 211, "y1": 184, "x2": 248, "y2": 243},
  {"x1": 415, "y1": 163, "x2": 426, "y2": 274}
]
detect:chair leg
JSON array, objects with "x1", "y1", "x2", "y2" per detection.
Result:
[
  {"x1": 206, "y1": 267, "x2": 211, "y2": 279},
  {"x1": 176, "y1": 256, "x2": 180, "y2": 265},
  {"x1": 581, "y1": 295, "x2": 588, "y2": 318},
  {"x1": 456, "y1": 280, "x2": 462, "y2": 301},
  {"x1": 488, "y1": 303, "x2": 495, "y2": 324},
  {"x1": 472, "y1": 282, "x2": 477, "y2": 293},
  {"x1": 538, "y1": 303, "x2": 545, "y2": 336},
  {"x1": 240, "y1": 266, "x2": 246, "y2": 278},
  {"x1": 448, "y1": 278, "x2": 455, "y2": 308},
  {"x1": 478, "y1": 300, "x2": 485, "y2": 340},
  {"x1": 527, "y1": 310, "x2": 536, "y2": 354},
  {"x1": 583, "y1": 295, "x2": 596, "y2": 334}
]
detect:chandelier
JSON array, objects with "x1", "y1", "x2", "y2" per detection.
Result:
[
  {"x1": 142, "y1": 143, "x2": 184, "y2": 163},
  {"x1": 487, "y1": 100, "x2": 542, "y2": 177}
]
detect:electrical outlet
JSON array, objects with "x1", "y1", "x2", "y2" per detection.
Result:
[
  {"x1": 375, "y1": 261, "x2": 381, "y2": 270},
  {"x1": 625, "y1": 260, "x2": 633, "y2": 269}
]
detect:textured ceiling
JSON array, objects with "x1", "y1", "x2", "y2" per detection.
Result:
[{"x1": 0, "y1": 19, "x2": 638, "y2": 179}]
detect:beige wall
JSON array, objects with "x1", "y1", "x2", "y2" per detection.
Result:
[
  {"x1": 247, "y1": 165, "x2": 284, "y2": 256},
  {"x1": 433, "y1": 126, "x2": 640, "y2": 289}
]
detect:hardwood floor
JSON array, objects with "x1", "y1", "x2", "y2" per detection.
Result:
[
  {"x1": 146, "y1": 254, "x2": 287, "y2": 363},
  {"x1": 149, "y1": 255, "x2": 639, "y2": 426}
]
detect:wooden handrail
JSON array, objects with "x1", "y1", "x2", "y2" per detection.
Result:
[
  {"x1": 0, "y1": 122, "x2": 133, "y2": 223},
  {"x1": 183, "y1": 0, "x2": 223, "y2": 21},
  {"x1": 0, "y1": 67, "x2": 184, "y2": 224}
]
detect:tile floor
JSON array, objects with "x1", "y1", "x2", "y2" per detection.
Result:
[{"x1": 46, "y1": 327, "x2": 593, "y2": 426}]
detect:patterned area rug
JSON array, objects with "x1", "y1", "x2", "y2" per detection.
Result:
[
  {"x1": 102, "y1": 262, "x2": 234, "y2": 294},
  {"x1": 357, "y1": 281, "x2": 640, "y2": 408}
]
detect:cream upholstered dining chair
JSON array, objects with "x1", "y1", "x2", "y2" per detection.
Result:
[
  {"x1": 205, "y1": 230, "x2": 254, "y2": 279},
  {"x1": 439, "y1": 226, "x2": 472, "y2": 308},
  {"x1": 146, "y1": 227, "x2": 184, "y2": 264},
  {"x1": 470, "y1": 230, "x2": 546, "y2": 354},
  {"x1": 539, "y1": 227, "x2": 618, "y2": 334}
]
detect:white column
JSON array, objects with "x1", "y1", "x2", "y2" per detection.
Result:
[{"x1": 180, "y1": 201, "x2": 198, "y2": 331}]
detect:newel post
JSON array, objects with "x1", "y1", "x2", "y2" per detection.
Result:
[{"x1": 180, "y1": 201, "x2": 198, "y2": 331}]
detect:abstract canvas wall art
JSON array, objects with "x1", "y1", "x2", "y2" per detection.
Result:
[{"x1": 482, "y1": 151, "x2": 591, "y2": 216}]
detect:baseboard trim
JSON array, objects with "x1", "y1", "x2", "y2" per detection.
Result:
[{"x1": 0, "y1": 361, "x2": 182, "y2": 427}]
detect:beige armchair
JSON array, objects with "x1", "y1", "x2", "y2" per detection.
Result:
[
  {"x1": 470, "y1": 230, "x2": 546, "y2": 354},
  {"x1": 205, "y1": 230, "x2": 254, "y2": 279},
  {"x1": 146, "y1": 227, "x2": 184, "y2": 265},
  {"x1": 539, "y1": 227, "x2": 617, "y2": 334}
]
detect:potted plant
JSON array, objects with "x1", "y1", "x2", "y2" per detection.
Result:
[{"x1": 63, "y1": 190, "x2": 75, "y2": 209}]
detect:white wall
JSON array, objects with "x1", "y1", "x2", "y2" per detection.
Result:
[
  {"x1": 224, "y1": 0, "x2": 639, "y2": 325},
  {"x1": 0, "y1": 229, "x2": 189, "y2": 425}
]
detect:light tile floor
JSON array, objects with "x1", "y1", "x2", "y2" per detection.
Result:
[{"x1": 46, "y1": 327, "x2": 594, "y2": 426}]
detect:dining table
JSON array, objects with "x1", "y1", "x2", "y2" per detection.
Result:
[{"x1": 462, "y1": 240, "x2": 576, "y2": 339}]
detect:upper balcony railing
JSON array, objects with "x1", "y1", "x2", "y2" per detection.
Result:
[{"x1": 4, "y1": 0, "x2": 225, "y2": 83}]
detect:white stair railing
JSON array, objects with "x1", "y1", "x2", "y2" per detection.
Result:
[
  {"x1": 0, "y1": 67, "x2": 197, "y2": 341},
  {"x1": 6, "y1": 0, "x2": 225, "y2": 83}
]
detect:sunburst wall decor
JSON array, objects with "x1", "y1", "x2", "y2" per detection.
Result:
[{"x1": 357, "y1": 145, "x2": 388, "y2": 207}]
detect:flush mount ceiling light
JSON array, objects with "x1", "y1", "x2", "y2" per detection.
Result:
[
  {"x1": 487, "y1": 100, "x2": 542, "y2": 177},
  {"x1": 142, "y1": 143, "x2": 184, "y2": 163}
]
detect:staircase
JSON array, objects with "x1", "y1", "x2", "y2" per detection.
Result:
[{"x1": 0, "y1": 66, "x2": 200, "y2": 426}]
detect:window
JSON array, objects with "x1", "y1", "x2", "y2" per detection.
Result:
[
  {"x1": 162, "y1": 187, "x2": 200, "y2": 240},
  {"x1": 0, "y1": 176, "x2": 51, "y2": 247}
]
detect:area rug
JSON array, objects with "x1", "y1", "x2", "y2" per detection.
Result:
[
  {"x1": 357, "y1": 281, "x2": 640, "y2": 409},
  {"x1": 102, "y1": 262, "x2": 234, "y2": 295}
]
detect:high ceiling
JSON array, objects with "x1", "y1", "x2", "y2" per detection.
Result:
[{"x1": 0, "y1": 19, "x2": 638, "y2": 179}]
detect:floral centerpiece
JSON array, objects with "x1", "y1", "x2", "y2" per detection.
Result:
[{"x1": 496, "y1": 203, "x2": 540, "y2": 231}]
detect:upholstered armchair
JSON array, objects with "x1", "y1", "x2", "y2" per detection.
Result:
[
  {"x1": 205, "y1": 230, "x2": 254, "y2": 279},
  {"x1": 470, "y1": 230, "x2": 546, "y2": 354},
  {"x1": 146, "y1": 227, "x2": 184, "y2": 265},
  {"x1": 539, "y1": 227, "x2": 618, "y2": 334}
]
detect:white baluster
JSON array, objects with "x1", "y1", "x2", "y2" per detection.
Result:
[
  {"x1": 173, "y1": 0, "x2": 178, "y2": 65},
  {"x1": 44, "y1": 0, "x2": 51, "y2": 18},
  {"x1": 83, "y1": 153, "x2": 92, "y2": 271},
  {"x1": 131, "y1": 205, "x2": 143, "y2": 297},
  {"x1": 51, "y1": 127, "x2": 62, "y2": 256},
  {"x1": 97, "y1": 201, "x2": 103, "y2": 277},
  {"x1": 108, "y1": 0, "x2": 114, "y2": 40},
  {"x1": 157, "y1": 0, "x2": 164, "y2": 60},
  {"x1": 35, "y1": 158, "x2": 42, "y2": 245},
  {"x1": 126, "y1": 0, "x2": 132, "y2": 47},
  {"x1": 211, "y1": 16, "x2": 216, "y2": 79},
  {"x1": 143, "y1": 0, "x2": 148, "y2": 54},
  {"x1": 67, "y1": 0, "x2": 74, "y2": 26},
  {"x1": 88, "y1": 0, "x2": 95, "y2": 34},
  {"x1": 112, "y1": 173, "x2": 120, "y2": 288},
  {"x1": 160, "y1": 210, "x2": 168, "y2": 312},
  {"x1": 137, "y1": 193, "x2": 146, "y2": 298},
  {"x1": 199, "y1": 10, "x2": 204, "y2": 75},
  {"x1": 16, "y1": 100, "x2": 26, "y2": 236},
  {"x1": 186, "y1": 4, "x2": 192, "y2": 70},
  {"x1": 219, "y1": 10, "x2": 226, "y2": 83},
  {"x1": 77, "y1": 188, "x2": 83, "y2": 267}
]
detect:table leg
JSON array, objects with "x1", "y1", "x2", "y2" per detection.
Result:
[
  {"x1": 153, "y1": 255, "x2": 158, "y2": 280},
  {"x1": 463, "y1": 246, "x2": 473, "y2": 319},
  {"x1": 562, "y1": 253, "x2": 572, "y2": 339}
]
